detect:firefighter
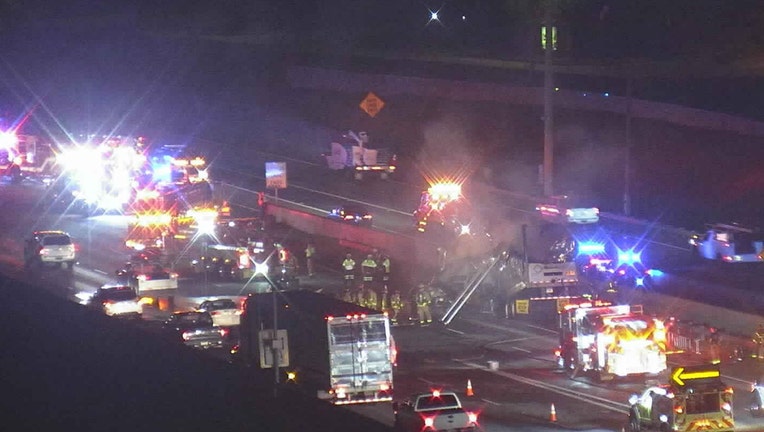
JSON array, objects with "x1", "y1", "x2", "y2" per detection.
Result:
[
  {"x1": 354, "y1": 286, "x2": 365, "y2": 307},
  {"x1": 436, "y1": 247, "x2": 447, "y2": 273},
  {"x1": 363, "y1": 285, "x2": 378, "y2": 310},
  {"x1": 415, "y1": 284, "x2": 433, "y2": 325},
  {"x1": 342, "y1": 253, "x2": 356, "y2": 291},
  {"x1": 361, "y1": 254, "x2": 377, "y2": 285},
  {"x1": 305, "y1": 242, "x2": 316, "y2": 277},
  {"x1": 379, "y1": 285, "x2": 389, "y2": 311},
  {"x1": 754, "y1": 324, "x2": 764, "y2": 360},
  {"x1": 707, "y1": 328, "x2": 722, "y2": 364},
  {"x1": 380, "y1": 254, "x2": 391, "y2": 288},
  {"x1": 390, "y1": 290, "x2": 403, "y2": 324}
]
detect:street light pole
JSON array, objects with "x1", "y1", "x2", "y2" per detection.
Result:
[
  {"x1": 623, "y1": 77, "x2": 634, "y2": 216},
  {"x1": 542, "y1": 0, "x2": 555, "y2": 197}
]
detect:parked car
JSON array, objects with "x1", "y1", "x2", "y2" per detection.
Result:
[
  {"x1": 23, "y1": 230, "x2": 77, "y2": 269},
  {"x1": 197, "y1": 298, "x2": 241, "y2": 327},
  {"x1": 86, "y1": 285, "x2": 142, "y2": 318},
  {"x1": 328, "y1": 203, "x2": 373, "y2": 227},
  {"x1": 162, "y1": 311, "x2": 226, "y2": 350}
]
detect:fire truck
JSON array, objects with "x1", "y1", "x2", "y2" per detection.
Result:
[
  {"x1": 0, "y1": 132, "x2": 59, "y2": 183},
  {"x1": 125, "y1": 211, "x2": 176, "y2": 252},
  {"x1": 627, "y1": 364, "x2": 734, "y2": 432},
  {"x1": 413, "y1": 181, "x2": 472, "y2": 234},
  {"x1": 556, "y1": 302, "x2": 668, "y2": 381}
]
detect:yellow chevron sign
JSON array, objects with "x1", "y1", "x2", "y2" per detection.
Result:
[{"x1": 671, "y1": 366, "x2": 720, "y2": 386}]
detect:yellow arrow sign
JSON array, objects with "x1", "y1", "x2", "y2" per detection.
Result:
[{"x1": 671, "y1": 367, "x2": 720, "y2": 386}]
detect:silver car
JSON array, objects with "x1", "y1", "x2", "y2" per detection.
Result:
[{"x1": 24, "y1": 230, "x2": 77, "y2": 269}]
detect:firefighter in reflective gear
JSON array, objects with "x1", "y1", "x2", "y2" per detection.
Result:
[
  {"x1": 415, "y1": 284, "x2": 433, "y2": 325},
  {"x1": 354, "y1": 287, "x2": 365, "y2": 307},
  {"x1": 390, "y1": 290, "x2": 403, "y2": 324},
  {"x1": 754, "y1": 324, "x2": 764, "y2": 360},
  {"x1": 707, "y1": 328, "x2": 722, "y2": 364},
  {"x1": 361, "y1": 254, "x2": 377, "y2": 284},
  {"x1": 380, "y1": 255, "x2": 391, "y2": 287},
  {"x1": 379, "y1": 285, "x2": 389, "y2": 311},
  {"x1": 342, "y1": 253, "x2": 356, "y2": 291},
  {"x1": 362, "y1": 286, "x2": 378, "y2": 310}
]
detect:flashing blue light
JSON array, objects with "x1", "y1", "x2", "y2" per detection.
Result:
[
  {"x1": 645, "y1": 269, "x2": 664, "y2": 277},
  {"x1": 617, "y1": 250, "x2": 641, "y2": 266},
  {"x1": 578, "y1": 242, "x2": 606, "y2": 254},
  {"x1": 635, "y1": 277, "x2": 645, "y2": 287},
  {"x1": 603, "y1": 92, "x2": 610, "y2": 97}
]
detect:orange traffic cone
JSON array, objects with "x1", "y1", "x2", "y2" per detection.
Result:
[
  {"x1": 466, "y1": 379, "x2": 474, "y2": 396},
  {"x1": 549, "y1": 403, "x2": 557, "y2": 422}
]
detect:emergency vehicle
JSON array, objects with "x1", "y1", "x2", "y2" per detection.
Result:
[
  {"x1": 125, "y1": 211, "x2": 176, "y2": 251},
  {"x1": 191, "y1": 244, "x2": 256, "y2": 281},
  {"x1": 413, "y1": 181, "x2": 473, "y2": 235},
  {"x1": 556, "y1": 303, "x2": 668, "y2": 381},
  {"x1": 627, "y1": 364, "x2": 734, "y2": 432},
  {"x1": 0, "y1": 132, "x2": 59, "y2": 183},
  {"x1": 57, "y1": 135, "x2": 148, "y2": 211}
]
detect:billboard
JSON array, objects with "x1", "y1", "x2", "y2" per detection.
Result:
[{"x1": 265, "y1": 162, "x2": 287, "y2": 189}]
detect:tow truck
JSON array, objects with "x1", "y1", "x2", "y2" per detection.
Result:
[
  {"x1": 556, "y1": 302, "x2": 668, "y2": 381},
  {"x1": 324, "y1": 130, "x2": 396, "y2": 180},
  {"x1": 627, "y1": 364, "x2": 734, "y2": 432}
]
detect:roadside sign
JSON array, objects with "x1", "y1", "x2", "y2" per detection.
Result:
[
  {"x1": 671, "y1": 364, "x2": 720, "y2": 387},
  {"x1": 259, "y1": 329, "x2": 290, "y2": 368},
  {"x1": 360, "y1": 92, "x2": 385, "y2": 118},
  {"x1": 515, "y1": 299, "x2": 529, "y2": 314},
  {"x1": 265, "y1": 162, "x2": 287, "y2": 189}
]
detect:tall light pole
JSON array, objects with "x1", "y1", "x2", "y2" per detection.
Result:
[
  {"x1": 542, "y1": 0, "x2": 555, "y2": 197},
  {"x1": 623, "y1": 77, "x2": 633, "y2": 216}
]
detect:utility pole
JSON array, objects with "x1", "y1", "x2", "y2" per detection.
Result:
[{"x1": 542, "y1": 0, "x2": 555, "y2": 197}]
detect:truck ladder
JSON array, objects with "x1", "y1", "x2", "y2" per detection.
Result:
[{"x1": 441, "y1": 254, "x2": 501, "y2": 326}]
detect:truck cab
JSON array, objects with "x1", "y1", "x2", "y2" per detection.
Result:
[{"x1": 628, "y1": 365, "x2": 734, "y2": 432}]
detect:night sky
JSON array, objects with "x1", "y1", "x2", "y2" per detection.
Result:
[{"x1": 2, "y1": 1, "x2": 764, "y2": 119}]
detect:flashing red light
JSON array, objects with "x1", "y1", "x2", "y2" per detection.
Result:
[
  {"x1": 423, "y1": 416, "x2": 435, "y2": 428},
  {"x1": 431, "y1": 389, "x2": 440, "y2": 397},
  {"x1": 467, "y1": 411, "x2": 478, "y2": 424}
]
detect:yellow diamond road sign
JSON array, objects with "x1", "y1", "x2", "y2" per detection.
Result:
[{"x1": 360, "y1": 92, "x2": 385, "y2": 118}]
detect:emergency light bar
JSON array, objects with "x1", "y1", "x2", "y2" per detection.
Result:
[{"x1": 578, "y1": 242, "x2": 606, "y2": 254}]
